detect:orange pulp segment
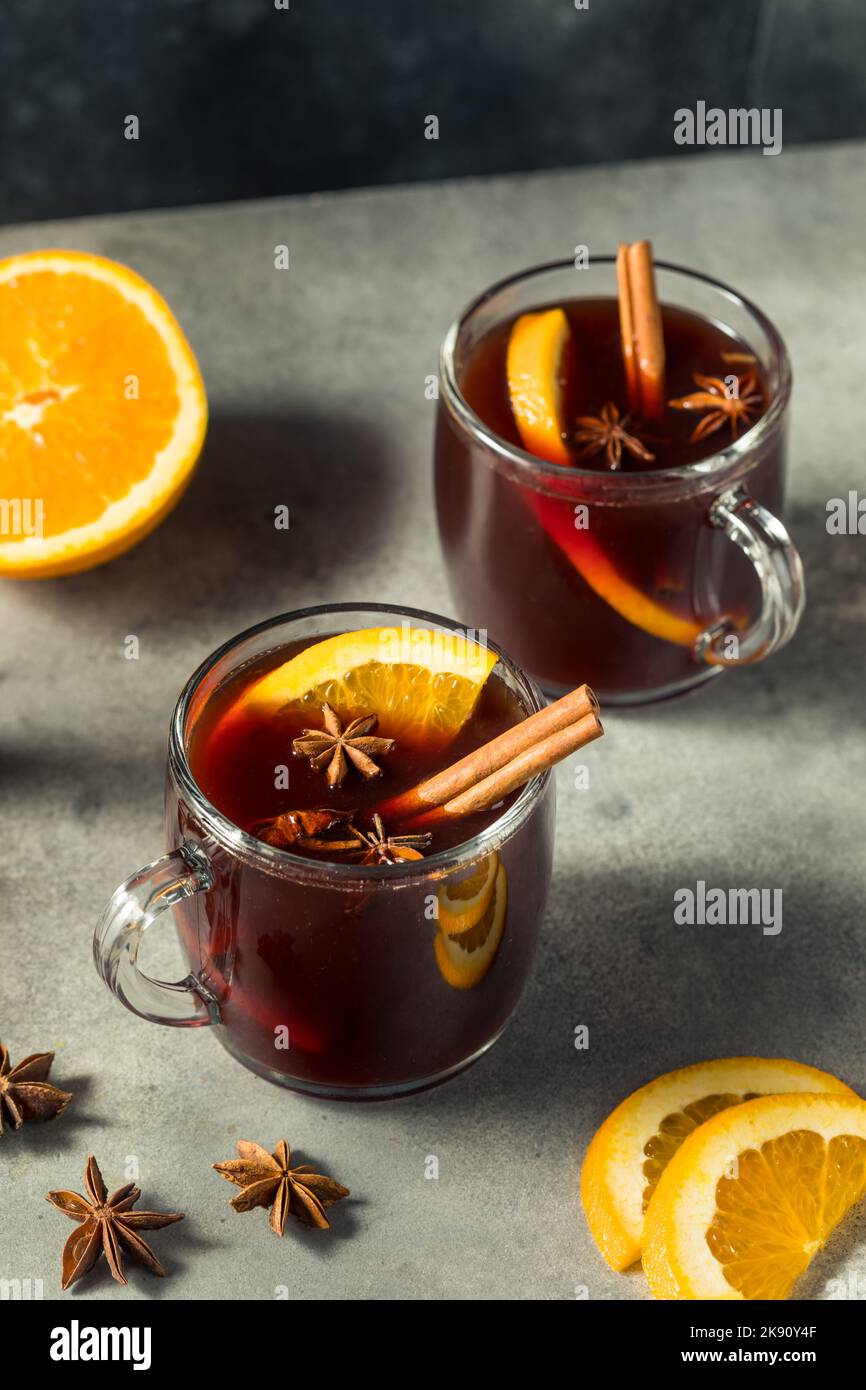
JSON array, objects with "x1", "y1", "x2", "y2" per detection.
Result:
[{"x1": 434, "y1": 862, "x2": 507, "y2": 989}]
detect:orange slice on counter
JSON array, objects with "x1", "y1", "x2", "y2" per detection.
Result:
[
  {"x1": 581, "y1": 1057, "x2": 856, "y2": 1274},
  {"x1": 0, "y1": 250, "x2": 207, "y2": 578},
  {"x1": 436, "y1": 851, "x2": 500, "y2": 936},
  {"x1": 642, "y1": 1092, "x2": 866, "y2": 1300},
  {"x1": 226, "y1": 626, "x2": 497, "y2": 742},
  {"x1": 434, "y1": 862, "x2": 507, "y2": 989},
  {"x1": 506, "y1": 307, "x2": 705, "y2": 650}
]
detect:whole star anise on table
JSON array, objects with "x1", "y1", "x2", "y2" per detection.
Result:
[
  {"x1": 571, "y1": 401, "x2": 656, "y2": 470},
  {"x1": 292, "y1": 702, "x2": 395, "y2": 788},
  {"x1": 355, "y1": 812, "x2": 432, "y2": 864},
  {"x1": 46, "y1": 1155, "x2": 184, "y2": 1289},
  {"x1": 0, "y1": 1041, "x2": 73, "y2": 1135},
  {"x1": 213, "y1": 1139, "x2": 349, "y2": 1235},
  {"x1": 668, "y1": 370, "x2": 763, "y2": 443}
]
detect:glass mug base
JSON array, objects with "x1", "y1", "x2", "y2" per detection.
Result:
[{"x1": 215, "y1": 1021, "x2": 508, "y2": 1102}]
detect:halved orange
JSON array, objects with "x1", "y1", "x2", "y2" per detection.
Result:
[
  {"x1": 581, "y1": 1057, "x2": 856, "y2": 1273},
  {"x1": 437, "y1": 851, "x2": 499, "y2": 936},
  {"x1": 0, "y1": 250, "x2": 207, "y2": 578},
  {"x1": 642, "y1": 1093, "x2": 866, "y2": 1300},
  {"x1": 434, "y1": 862, "x2": 507, "y2": 989},
  {"x1": 227, "y1": 626, "x2": 497, "y2": 743},
  {"x1": 505, "y1": 307, "x2": 705, "y2": 650}
]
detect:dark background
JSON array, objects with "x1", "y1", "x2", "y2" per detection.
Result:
[{"x1": 2, "y1": 0, "x2": 865, "y2": 224}]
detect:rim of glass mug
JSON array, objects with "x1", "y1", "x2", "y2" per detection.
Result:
[
  {"x1": 439, "y1": 257, "x2": 792, "y2": 502},
  {"x1": 168, "y1": 602, "x2": 551, "y2": 886}
]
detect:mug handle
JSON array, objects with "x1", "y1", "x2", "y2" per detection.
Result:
[
  {"x1": 94, "y1": 843, "x2": 217, "y2": 1028},
  {"x1": 695, "y1": 486, "x2": 805, "y2": 667}
]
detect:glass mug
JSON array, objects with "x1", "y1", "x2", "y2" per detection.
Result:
[
  {"x1": 434, "y1": 258, "x2": 805, "y2": 703},
  {"x1": 94, "y1": 605, "x2": 555, "y2": 1101}
]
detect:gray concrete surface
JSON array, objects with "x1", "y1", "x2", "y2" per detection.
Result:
[{"x1": 2, "y1": 142, "x2": 865, "y2": 1301}]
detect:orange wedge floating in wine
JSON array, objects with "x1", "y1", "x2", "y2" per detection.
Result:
[
  {"x1": 532, "y1": 497, "x2": 705, "y2": 650},
  {"x1": 436, "y1": 851, "x2": 500, "y2": 937},
  {"x1": 222, "y1": 626, "x2": 497, "y2": 744},
  {"x1": 434, "y1": 862, "x2": 507, "y2": 989},
  {"x1": 506, "y1": 309, "x2": 572, "y2": 466},
  {"x1": 0, "y1": 250, "x2": 207, "y2": 578},
  {"x1": 506, "y1": 308, "x2": 704, "y2": 650}
]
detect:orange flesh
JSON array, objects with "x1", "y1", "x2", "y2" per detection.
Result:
[
  {"x1": 709, "y1": 1130, "x2": 866, "y2": 1300},
  {"x1": 0, "y1": 270, "x2": 179, "y2": 538}
]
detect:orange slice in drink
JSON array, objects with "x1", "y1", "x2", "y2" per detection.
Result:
[
  {"x1": 506, "y1": 308, "x2": 704, "y2": 650},
  {"x1": 532, "y1": 495, "x2": 704, "y2": 649},
  {"x1": 228, "y1": 626, "x2": 497, "y2": 742},
  {"x1": 506, "y1": 309, "x2": 573, "y2": 466},
  {"x1": 0, "y1": 250, "x2": 207, "y2": 578},
  {"x1": 434, "y1": 862, "x2": 507, "y2": 989},
  {"x1": 437, "y1": 851, "x2": 499, "y2": 937},
  {"x1": 581, "y1": 1056, "x2": 856, "y2": 1273},
  {"x1": 642, "y1": 1092, "x2": 866, "y2": 1300}
]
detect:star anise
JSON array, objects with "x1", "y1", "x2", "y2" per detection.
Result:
[
  {"x1": 355, "y1": 813, "x2": 432, "y2": 865},
  {"x1": 213, "y1": 1139, "x2": 349, "y2": 1235},
  {"x1": 292, "y1": 703, "x2": 395, "y2": 788},
  {"x1": 46, "y1": 1155, "x2": 184, "y2": 1289},
  {"x1": 571, "y1": 401, "x2": 655, "y2": 470},
  {"x1": 254, "y1": 807, "x2": 363, "y2": 854},
  {"x1": 0, "y1": 1041, "x2": 73, "y2": 1135},
  {"x1": 668, "y1": 371, "x2": 763, "y2": 443}
]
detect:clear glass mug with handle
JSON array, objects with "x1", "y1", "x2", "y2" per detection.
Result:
[
  {"x1": 434, "y1": 258, "x2": 805, "y2": 703},
  {"x1": 93, "y1": 605, "x2": 556, "y2": 1101}
]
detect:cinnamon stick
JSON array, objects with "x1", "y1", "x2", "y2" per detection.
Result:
[
  {"x1": 377, "y1": 683, "x2": 599, "y2": 824},
  {"x1": 402, "y1": 710, "x2": 603, "y2": 831},
  {"x1": 617, "y1": 240, "x2": 666, "y2": 420},
  {"x1": 616, "y1": 244, "x2": 640, "y2": 414}
]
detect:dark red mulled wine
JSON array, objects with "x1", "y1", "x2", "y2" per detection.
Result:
[
  {"x1": 163, "y1": 621, "x2": 555, "y2": 1099},
  {"x1": 454, "y1": 298, "x2": 769, "y2": 473},
  {"x1": 435, "y1": 260, "x2": 799, "y2": 704}
]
